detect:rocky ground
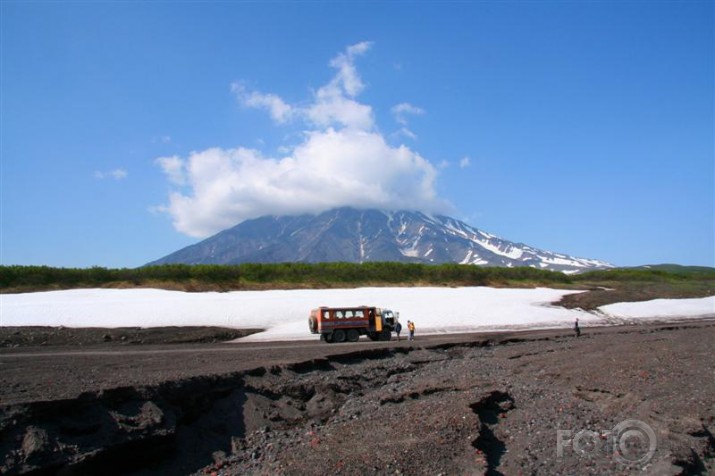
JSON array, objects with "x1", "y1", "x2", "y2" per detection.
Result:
[
  {"x1": 0, "y1": 326, "x2": 260, "y2": 348},
  {"x1": 1, "y1": 321, "x2": 713, "y2": 475}
]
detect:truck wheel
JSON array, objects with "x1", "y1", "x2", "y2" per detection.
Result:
[
  {"x1": 347, "y1": 329, "x2": 360, "y2": 342},
  {"x1": 333, "y1": 329, "x2": 346, "y2": 343},
  {"x1": 379, "y1": 330, "x2": 392, "y2": 341}
]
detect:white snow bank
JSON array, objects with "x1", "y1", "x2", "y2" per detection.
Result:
[
  {"x1": 1, "y1": 288, "x2": 712, "y2": 342},
  {"x1": 599, "y1": 296, "x2": 715, "y2": 319}
]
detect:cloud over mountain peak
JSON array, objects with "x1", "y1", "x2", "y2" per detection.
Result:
[{"x1": 155, "y1": 43, "x2": 449, "y2": 238}]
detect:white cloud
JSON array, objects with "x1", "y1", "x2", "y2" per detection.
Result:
[
  {"x1": 233, "y1": 43, "x2": 374, "y2": 130},
  {"x1": 459, "y1": 156, "x2": 471, "y2": 168},
  {"x1": 396, "y1": 127, "x2": 417, "y2": 141},
  {"x1": 94, "y1": 169, "x2": 128, "y2": 180},
  {"x1": 157, "y1": 43, "x2": 451, "y2": 238},
  {"x1": 307, "y1": 88, "x2": 374, "y2": 130},
  {"x1": 346, "y1": 41, "x2": 372, "y2": 58},
  {"x1": 330, "y1": 41, "x2": 373, "y2": 97},
  {"x1": 232, "y1": 83, "x2": 295, "y2": 124},
  {"x1": 391, "y1": 102, "x2": 424, "y2": 125},
  {"x1": 391, "y1": 102, "x2": 424, "y2": 140},
  {"x1": 155, "y1": 156, "x2": 185, "y2": 185}
]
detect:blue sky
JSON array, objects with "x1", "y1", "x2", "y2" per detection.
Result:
[{"x1": 1, "y1": 1, "x2": 713, "y2": 268}]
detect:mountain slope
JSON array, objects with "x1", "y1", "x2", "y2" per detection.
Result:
[{"x1": 149, "y1": 208, "x2": 612, "y2": 273}]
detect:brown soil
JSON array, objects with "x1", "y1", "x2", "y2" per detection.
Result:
[
  {"x1": 557, "y1": 282, "x2": 715, "y2": 310},
  {"x1": 1, "y1": 321, "x2": 713, "y2": 475}
]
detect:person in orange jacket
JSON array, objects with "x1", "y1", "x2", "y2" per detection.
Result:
[{"x1": 407, "y1": 320, "x2": 415, "y2": 341}]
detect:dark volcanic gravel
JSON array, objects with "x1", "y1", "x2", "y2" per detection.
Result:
[
  {"x1": 0, "y1": 326, "x2": 260, "y2": 348},
  {"x1": 1, "y1": 321, "x2": 713, "y2": 475}
]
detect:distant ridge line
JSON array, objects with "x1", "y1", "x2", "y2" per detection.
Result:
[{"x1": 149, "y1": 207, "x2": 613, "y2": 274}]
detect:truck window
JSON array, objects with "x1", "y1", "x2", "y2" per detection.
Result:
[
  {"x1": 336, "y1": 311, "x2": 344, "y2": 319},
  {"x1": 345, "y1": 310, "x2": 354, "y2": 318},
  {"x1": 356, "y1": 310, "x2": 364, "y2": 318},
  {"x1": 323, "y1": 311, "x2": 329, "y2": 319}
]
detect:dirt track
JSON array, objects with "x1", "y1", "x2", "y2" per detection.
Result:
[{"x1": 1, "y1": 320, "x2": 714, "y2": 475}]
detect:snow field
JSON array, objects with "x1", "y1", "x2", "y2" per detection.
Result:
[
  {"x1": 1, "y1": 288, "x2": 713, "y2": 342},
  {"x1": 600, "y1": 296, "x2": 715, "y2": 319}
]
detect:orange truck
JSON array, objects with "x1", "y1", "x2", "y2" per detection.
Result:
[{"x1": 308, "y1": 306, "x2": 398, "y2": 343}]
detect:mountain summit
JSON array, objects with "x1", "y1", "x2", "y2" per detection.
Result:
[{"x1": 149, "y1": 208, "x2": 612, "y2": 273}]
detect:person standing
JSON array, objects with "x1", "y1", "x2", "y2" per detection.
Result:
[
  {"x1": 407, "y1": 320, "x2": 415, "y2": 341},
  {"x1": 394, "y1": 320, "x2": 403, "y2": 341},
  {"x1": 574, "y1": 318, "x2": 581, "y2": 338}
]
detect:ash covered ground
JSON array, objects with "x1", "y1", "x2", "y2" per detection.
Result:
[{"x1": 1, "y1": 322, "x2": 713, "y2": 475}]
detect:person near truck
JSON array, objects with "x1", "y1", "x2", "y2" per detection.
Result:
[
  {"x1": 407, "y1": 320, "x2": 415, "y2": 341},
  {"x1": 394, "y1": 320, "x2": 403, "y2": 341}
]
